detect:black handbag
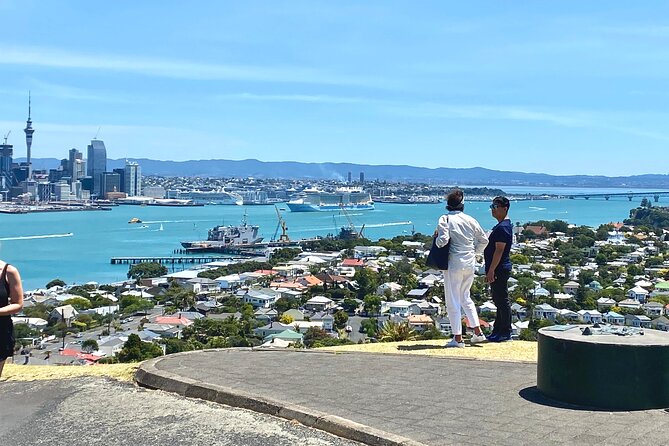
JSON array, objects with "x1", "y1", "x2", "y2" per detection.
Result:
[{"x1": 426, "y1": 216, "x2": 450, "y2": 270}]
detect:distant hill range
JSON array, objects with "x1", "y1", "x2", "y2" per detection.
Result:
[{"x1": 20, "y1": 157, "x2": 669, "y2": 188}]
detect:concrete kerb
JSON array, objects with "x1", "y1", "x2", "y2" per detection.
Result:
[{"x1": 136, "y1": 352, "x2": 427, "y2": 446}]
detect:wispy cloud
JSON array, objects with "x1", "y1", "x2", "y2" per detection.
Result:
[
  {"x1": 0, "y1": 45, "x2": 384, "y2": 88},
  {"x1": 215, "y1": 93, "x2": 368, "y2": 104},
  {"x1": 384, "y1": 103, "x2": 592, "y2": 127},
  {"x1": 22, "y1": 79, "x2": 134, "y2": 103}
]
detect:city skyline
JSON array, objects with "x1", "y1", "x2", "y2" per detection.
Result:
[{"x1": 1, "y1": 2, "x2": 669, "y2": 176}]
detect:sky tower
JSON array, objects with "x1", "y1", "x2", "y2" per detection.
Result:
[{"x1": 24, "y1": 92, "x2": 35, "y2": 180}]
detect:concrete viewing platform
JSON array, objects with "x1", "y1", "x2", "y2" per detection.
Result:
[{"x1": 136, "y1": 348, "x2": 669, "y2": 446}]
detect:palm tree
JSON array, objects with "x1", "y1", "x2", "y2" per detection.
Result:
[{"x1": 378, "y1": 320, "x2": 418, "y2": 342}]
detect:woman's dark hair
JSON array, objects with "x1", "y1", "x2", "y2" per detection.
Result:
[
  {"x1": 446, "y1": 189, "x2": 464, "y2": 211},
  {"x1": 492, "y1": 196, "x2": 510, "y2": 209}
]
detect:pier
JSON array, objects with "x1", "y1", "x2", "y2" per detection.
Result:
[{"x1": 110, "y1": 256, "x2": 236, "y2": 265}]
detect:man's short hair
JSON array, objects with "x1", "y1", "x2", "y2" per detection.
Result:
[{"x1": 492, "y1": 196, "x2": 510, "y2": 209}]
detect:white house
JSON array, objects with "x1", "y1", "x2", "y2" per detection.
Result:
[
  {"x1": 533, "y1": 303, "x2": 558, "y2": 321},
  {"x1": 49, "y1": 305, "x2": 79, "y2": 326},
  {"x1": 376, "y1": 282, "x2": 403, "y2": 296},
  {"x1": 216, "y1": 274, "x2": 244, "y2": 290},
  {"x1": 628, "y1": 286, "x2": 649, "y2": 302},
  {"x1": 304, "y1": 295, "x2": 334, "y2": 312},
  {"x1": 557, "y1": 309, "x2": 579, "y2": 322},
  {"x1": 596, "y1": 297, "x2": 616, "y2": 311},
  {"x1": 553, "y1": 293, "x2": 573, "y2": 302},
  {"x1": 479, "y1": 301, "x2": 497, "y2": 314},
  {"x1": 563, "y1": 281, "x2": 580, "y2": 295},
  {"x1": 577, "y1": 309, "x2": 603, "y2": 324},
  {"x1": 240, "y1": 289, "x2": 278, "y2": 308},
  {"x1": 387, "y1": 299, "x2": 414, "y2": 317}
]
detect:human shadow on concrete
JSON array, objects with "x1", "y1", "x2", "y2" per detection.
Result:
[
  {"x1": 519, "y1": 386, "x2": 633, "y2": 412},
  {"x1": 396, "y1": 344, "x2": 443, "y2": 351}
]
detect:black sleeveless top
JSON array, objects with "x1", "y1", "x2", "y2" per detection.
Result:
[{"x1": 0, "y1": 264, "x2": 11, "y2": 326}]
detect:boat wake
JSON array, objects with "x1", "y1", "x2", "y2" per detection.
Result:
[
  {"x1": 529, "y1": 206, "x2": 547, "y2": 211},
  {"x1": 0, "y1": 233, "x2": 74, "y2": 241},
  {"x1": 142, "y1": 219, "x2": 217, "y2": 224},
  {"x1": 363, "y1": 221, "x2": 413, "y2": 228}
]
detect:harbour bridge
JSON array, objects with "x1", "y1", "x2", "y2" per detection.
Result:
[{"x1": 558, "y1": 191, "x2": 669, "y2": 201}]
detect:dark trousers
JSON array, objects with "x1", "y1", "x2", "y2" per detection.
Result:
[{"x1": 490, "y1": 269, "x2": 512, "y2": 336}]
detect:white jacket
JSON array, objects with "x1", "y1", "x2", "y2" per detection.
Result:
[{"x1": 435, "y1": 210, "x2": 488, "y2": 270}]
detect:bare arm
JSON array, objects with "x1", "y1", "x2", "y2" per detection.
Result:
[{"x1": 0, "y1": 265, "x2": 24, "y2": 316}]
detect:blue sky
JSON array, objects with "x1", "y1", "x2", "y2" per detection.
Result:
[{"x1": 0, "y1": 1, "x2": 668, "y2": 176}]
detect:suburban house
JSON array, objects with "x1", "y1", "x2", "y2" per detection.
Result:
[
  {"x1": 603, "y1": 311, "x2": 625, "y2": 325},
  {"x1": 49, "y1": 305, "x2": 79, "y2": 326},
  {"x1": 282, "y1": 308, "x2": 305, "y2": 321},
  {"x1": 642, "y1": 301, "x2": 664, "y2": 317},
  {"x1": 651, "y1": 316, "x2": 669, "y2": 331},
  {"x1": 419, "y1": 273, "x2": 442, "y2": 287},
  {"x1": 254, "y1": 308, "x2": 279, "y2": 323},
  {"x1": 533, "y1": 303, "x2": 558, "y2": 321},
  {"x1": 625, "y1": 314, "x2": 652, "y2": 328},
  {"x1": 557, "y1": 309, "x2": 579, "y2": 321},
  {"x1": 304, "y1": 295, "x2": 334, "y2": 312},
  {"x1": 386, "y1": 299, "x2": 415, "y2": 317},
  {"x1": 376, "y1": 282, "x2": 403, "y2": 296},
  {"x1": 185, "y1": 277, "x2": 220, "y2": 295},
  {"x1": 407, "y1": 314, "x2": 434, "y2": 332},
  {"x1": 618, "y1": 298, "x2": 642, "y2": 310},
  {"x1": 216, "y1": 274, "x2": 245, "y2": 290},
  {"x1": 239, "y1": 289, "x2": 279, "y2": 308},
  {"x1": 577, "y1": 309, "x2": 603, "y2": 324},
  {"x1": 310, "y1": 312, "x2": 334, "y2": 331},
  {"x1": 563, "y1": 281, "x2": 580, "y2": 295},
  {"x1": 479, "y1": 301, "x2": 497, "y2": 314},
  {"x1": 596, "y1": 297, "x2": 616, "y2": 311},
  {"x1": 628, "y1": 286, "x2": 649, "y2": 302}
]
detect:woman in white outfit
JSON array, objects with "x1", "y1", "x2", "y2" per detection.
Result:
[{"x1": 435, "y1": 189, "x2": 488, "y2": 348}]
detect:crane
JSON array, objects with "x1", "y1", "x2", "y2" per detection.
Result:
[
  {"x1": 338, "y1": 204, "x2": 365, "y2": 239},
  {"x1": 272, "y1": 205, "x2": 290, "y2": 242},
  {"x1": 2, "y1": 130, "x2": 10, "y2": 146}
]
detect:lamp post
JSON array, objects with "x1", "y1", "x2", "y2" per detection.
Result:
[{"x1": 61, "y1": 308, "x2": 66, "y2": 349}]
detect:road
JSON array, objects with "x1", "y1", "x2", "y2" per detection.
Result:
[{"x1": 0, "y1": 377, "x2": 362, "y2": 446}]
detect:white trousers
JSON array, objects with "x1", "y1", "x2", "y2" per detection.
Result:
[{"x1": 443, "y1": 267, "x2": 480, "y2": 336}]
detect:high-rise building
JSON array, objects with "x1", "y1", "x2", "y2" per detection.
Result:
[
  {"x1": 87, "y1": 139, "x2": 107, "y2": 197},
  {"x1": 72, "y1": 159, "x2": 86, "y2": 183},
  {"x1": 100, "y1": 172, "x2": 121, "y2": 197},
  {"x1": 124, "y1": 161, "x2": 141, "y2": 197},
  {"x1": 359, "y1": 172, "x2": 365, "y2": 184},
  {"x1": 113, "y1": 168, "x2": 125, "y2": 192},
  {"x1": 23, "y1": 93, "x2": 35, "y2": 181},
  {"x1": 0, "y1": 134, "x2": 13, "y2": 193},
  {"x1": 68, "y1": 148, "x2": 82, "y2": 178},
  {"x1": 347, "y1": 171, "x2": 352, "y2": 184}
]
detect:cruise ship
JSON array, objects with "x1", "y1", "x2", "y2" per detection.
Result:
[
  {"x1": 167, "y1": 189, "x2": 243, "y2": 205},
  {"x1": 287, "y1": 187, "x2": 374, "y2": 212}
]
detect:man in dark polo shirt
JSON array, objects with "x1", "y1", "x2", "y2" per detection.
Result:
[{"x1": 484, "y1": 196, "x2": 513, "y2": 342}]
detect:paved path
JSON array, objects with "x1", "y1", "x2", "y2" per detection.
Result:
[
  {"x1": 0, "y1": 376, "x2": 362, "y2": 446},
  {"x1": 137, "y1": 349, "x2": 669, "y2": 446}
]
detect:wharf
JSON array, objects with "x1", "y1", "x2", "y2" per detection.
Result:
[{"x1": 110, "y1": 256, "x2": 237, "y2": 265}]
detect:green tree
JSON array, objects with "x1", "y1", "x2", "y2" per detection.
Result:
[
  {"x1": 354, "y1": 268, "x2": 379, "y2": 299},
  {"x1": 81, "y1": 339, "x2": 99, "y2": 353},
  {"x1": 127, "y1": 262, "x2": 168, "y2": 280},
  {"x1": 63, "y1": 297, "x2": 92, "y2": 311},
  {"x1": 363, "y1": 294, "x2": 382, "y2": 316},
  {"x1": 544, "y1": 279, "x2": 561, "y2": 295},
  {"x1": 117, "y1": 334, "x2": 163, "y2": 362},
  {"x1": 46, "y1": 278, "x2": 66, "y2": 289},
  {"x1": 341, "y1": 298, "x2": 359, "y2": 314},
  {"x1": 119, "y1": 295, "x2": 154, "y2": 315},
  {"x1": 275, "y1": 296, "x2": 300, "y2": 313},
  {"x1": 333, "y1": 310, "x2": 349, "y2": 329}
]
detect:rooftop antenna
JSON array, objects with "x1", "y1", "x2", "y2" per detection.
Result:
[{"x1": 94, "y1": 127, "x2": 101, "y2": 140}]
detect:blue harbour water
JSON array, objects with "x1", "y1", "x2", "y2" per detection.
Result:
[{"x1": 0, "y1": 187, "x2": 665, "y2": 290}]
